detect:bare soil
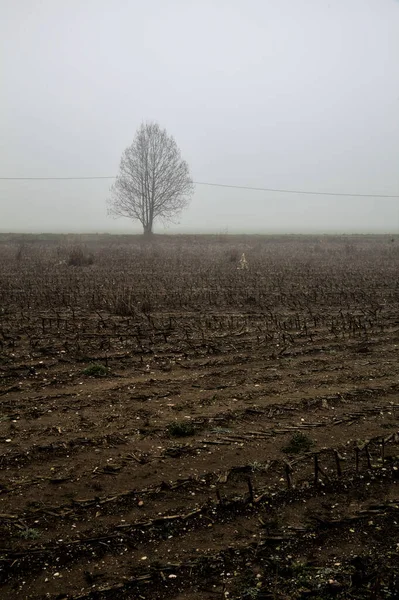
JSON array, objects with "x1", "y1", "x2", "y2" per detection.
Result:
[{"x1": 0, "y1": 234, "x2": 398, "y2": 599}]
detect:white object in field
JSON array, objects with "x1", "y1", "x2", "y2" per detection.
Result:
[{"x1": 238, "y1": 253, "x2": 248, "y2": 270}]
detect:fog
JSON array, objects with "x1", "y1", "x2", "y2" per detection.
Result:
[{"x1": 1, "y1": 0, "x2": 398, "y2": 234}]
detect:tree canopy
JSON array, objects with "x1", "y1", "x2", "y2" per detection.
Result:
[{"x1": 108, "y1": 122, "x2": 193, "y2": 234}]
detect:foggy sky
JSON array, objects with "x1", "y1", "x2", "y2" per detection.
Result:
[{"x1": 1, "y1": 0, "x2": 398, "y2": 234}]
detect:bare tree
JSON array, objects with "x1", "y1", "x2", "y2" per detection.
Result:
[{"x1": 108, "y1": 122, "x2": 193, "y2": 235}]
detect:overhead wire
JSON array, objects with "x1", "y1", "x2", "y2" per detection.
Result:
[{"x1": 0, "y1": 176, "x2": 397, "y2": 198}]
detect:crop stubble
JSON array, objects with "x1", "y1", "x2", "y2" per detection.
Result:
[{"x1": 0, "y1": 234, "x2": 399, "y2": 599}]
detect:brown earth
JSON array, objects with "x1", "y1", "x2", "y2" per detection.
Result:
[{"x1": 0, "y1": 233, "x2": 398, "y2": 599}]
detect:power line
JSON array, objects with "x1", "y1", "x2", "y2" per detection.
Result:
[
  {"x1": 0, "y1": 175, "x2": 398, "y2": 198},
  {"x1": 0, "y1": 176, "x2": 115, "y2": 181},
  {"x1": 194, "y1": 181, "x2": 399, "y2": 199}
]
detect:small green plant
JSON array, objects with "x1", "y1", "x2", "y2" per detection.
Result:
[
  {"x1": 289, "y1": 560, "x2": 314, "y2": 585},
  {"x1": 167, "y1": 421, "x2": 196, "y2": 437},
  {"x1": 250, "y1": 460, "x2": 265, "y2": 472},
  {"x1": 242, "y1": 587, "x2": 259, "y2": 599},
  {"x1": 211, "y1": 427, "x2": 232, "y2": 434},
  {"x1": 283, "y1": 432, "x2": 314, "y2": 455},
  {"x1": 82, "y1": 363, "x2": 108, "y2": 377},
  {"x1": 18, "y1": 528, "x2": 40, "y2": 540}
]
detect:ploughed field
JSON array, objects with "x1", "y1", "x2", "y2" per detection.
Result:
[{"x1": 1, "y1": 234, "x2": 399, "y2": 600}]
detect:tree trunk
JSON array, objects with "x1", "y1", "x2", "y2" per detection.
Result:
[{"x1": 143, "y1": 223, "x2": 153, "y2": 236}]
